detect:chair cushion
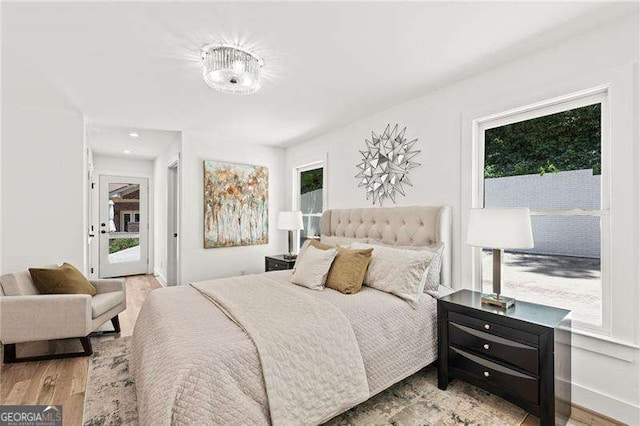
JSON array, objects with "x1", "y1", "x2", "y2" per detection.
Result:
[
  {"x1": 91, "y1": 291, "x2": 125, "y2": 318},
  {"x1": 0, "y1": 270, "x2": 40, "y2": 296},
  {"x1": 29, "y1": 263, "x2": 96, "y2": 296}
]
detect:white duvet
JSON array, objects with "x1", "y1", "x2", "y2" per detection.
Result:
[
  {"x1": 192, "y1": 275, "x2": 369, "y2": 425},
  {"x1": 131, "y1": 271, "x2": 437, "y2": 425}
]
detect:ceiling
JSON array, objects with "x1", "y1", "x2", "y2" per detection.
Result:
[
  {"x1": 88, "y1": 126, "x2": 180, "y2": 160},
  {"x1": 2, "y1": 2, "x2": 631, "y2": 148}
]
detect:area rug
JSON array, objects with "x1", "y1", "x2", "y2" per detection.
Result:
[
  {"x1": 83, "y1": 337, "x2": 137, "y2": 426},
  {"x1": 83, "y1": 337, "x2": 527, "y2": 425}
]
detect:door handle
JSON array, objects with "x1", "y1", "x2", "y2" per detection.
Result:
[
  {"x1": 174, "y1": 233, "x2": 178, "y2": 237},
  {"x1": 101, "y1": 230, "x2": 106, "y2": 234},
  {"x1": 89, "y1": 234, "x2": 95, "y2": 237}
]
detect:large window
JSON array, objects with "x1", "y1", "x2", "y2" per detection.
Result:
[
  {"x1": 295, "y1": 163, "x2": 325, "y2": 246},
  {"x1": 478, "y1": 92, "x2": 608, "y2": 330}
]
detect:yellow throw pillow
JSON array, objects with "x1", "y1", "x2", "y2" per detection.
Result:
[
  {"x1": 325, "y1": 246, "x2": 373, "y2": 294},
  {"x1": 29, "y1": 263, "x2": 96, "y2": 296}
]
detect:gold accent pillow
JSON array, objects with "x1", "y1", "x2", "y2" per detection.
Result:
[
  {"x1": 29, "y1": 263, "x2": 96, "y2": 296},
  {"x1": 309, "y1": 241, "x2": 372, "y2": 294}
]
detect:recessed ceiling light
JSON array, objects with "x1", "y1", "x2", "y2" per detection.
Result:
[
  {"x1": 123, "y1": 150, "x2": 131, "y2": 154},
  {"x1": 128, "y1": 132, "x2": 139, "y2": 138}
]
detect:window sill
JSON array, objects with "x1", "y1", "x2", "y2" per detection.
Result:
[{"x1": 559, "y1": 326, "x2": 638, "y2": 362}]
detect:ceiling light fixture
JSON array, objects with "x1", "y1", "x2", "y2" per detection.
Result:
[
  {"x1": 201, "y1": 44, "x2": 263, "y2": 94},
  {"x1": 128, "y1": 132, "x2": 139, "y2": 138},
  {"x1": 123, "y1": 150, "x2": 131, "y2": 154}
]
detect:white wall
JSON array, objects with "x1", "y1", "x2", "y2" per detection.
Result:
[
  {"x1": 92, "y1": 154, "x2": 154, "y2": 176},
  {"x1": 179, "y1": 132, "x2": 285, "y2": 284},
  {"x1": 1, "y1": 47, "x2": 86, "y2": 273},
  {"x1": 152, "y1": 137, "x2": 182, "y2": 285},
  {"x1": 285, "y1": 15, "x2": 639, "y2": 423},
  {"x1": 1, "y1": 107, "x2": 86, "y2": 273}
]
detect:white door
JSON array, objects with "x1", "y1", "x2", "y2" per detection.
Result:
[
  {"x1": 99, "y1": 175, "x2": 149, "y2": 278},
  {"x1": 167, "y1": 164, "x2": 179, "y2": 285}
]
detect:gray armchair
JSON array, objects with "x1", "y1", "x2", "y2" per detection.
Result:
[{"x1": 0, "y1": 268, "x2": 126, "y2": 363}]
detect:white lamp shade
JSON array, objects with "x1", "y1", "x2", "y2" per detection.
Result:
[
  {"x1": 277, "y1": 211, "x2": 304, "y2": 230},
  {"x1": 467, "y1": 208, "x2": 534, "y2": 249}
]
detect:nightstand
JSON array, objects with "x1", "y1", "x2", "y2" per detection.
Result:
[
  {"x1": 438, "y1": 290, "x2": 571, "y2": 426},
  {"x1": 265, "y1": 255, "x2": 296, "y2": 272}
]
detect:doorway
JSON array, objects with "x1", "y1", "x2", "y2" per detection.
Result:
[
  {"x1": 99, "y1": 175, "x2": 149, "y2": 278},
  {"x1": 166, "y1": 163, "x2": 179, "y2": 285}
]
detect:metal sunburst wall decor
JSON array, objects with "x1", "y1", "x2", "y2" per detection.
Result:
[{"x1": 355, "y1": 124, "x2": 420, "y2": 206}]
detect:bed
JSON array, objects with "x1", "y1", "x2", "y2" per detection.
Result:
[{"x1": 132, "y1": 205, "x2": 452, "y2": 425}]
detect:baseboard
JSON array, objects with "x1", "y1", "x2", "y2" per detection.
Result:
[
  {"x1": 572, "y1": 381, "x2": 639, "y2": 425},
  {"x1": 153, "y1": 269, "x2": 167, "y2": 287}
]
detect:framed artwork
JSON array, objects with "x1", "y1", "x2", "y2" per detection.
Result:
[{"x1": 203, "y1": 160, "x2": 269, "y2": 248}]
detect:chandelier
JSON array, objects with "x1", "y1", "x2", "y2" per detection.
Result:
[{"x1": 201, "y1": 44, "x2": 263, "y2": 94}]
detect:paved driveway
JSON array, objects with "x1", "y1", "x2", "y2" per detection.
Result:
[{"x1": 482, "y1": 251, "x2": 601, "y2": 325}]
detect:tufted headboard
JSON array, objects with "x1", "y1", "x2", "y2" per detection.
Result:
[{"x1": 320, "y1": 206, "x2": 452, "y2": 287}]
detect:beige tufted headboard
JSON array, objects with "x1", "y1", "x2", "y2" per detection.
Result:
[{"x1": 320, "y1": 206, "x2": 452, "y2": 287}]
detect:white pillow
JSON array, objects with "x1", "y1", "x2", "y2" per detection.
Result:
[
  {"x1": 366, "y1": 242, "x2": 444, "y2": 292},
  {"x1": 292, "y1": 239, "x2": 312, "y2": 272},
  {"x1": 351, "y1": 242, "x2": 432, "y2": 308},
  {"x1": 422, "y1": 244, "x2": 444, "y2": 292},
  {"x1": 290, "y1": 245, "x2": 337, "y2": 290}
]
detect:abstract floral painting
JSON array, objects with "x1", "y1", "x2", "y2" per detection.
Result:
[{"x1": 203, "y1": 160, "x2": 268, "y2": 248}]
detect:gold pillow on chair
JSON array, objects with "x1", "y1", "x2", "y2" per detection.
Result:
[
  {"x1": 29, "y1": 263, "x2": 97, "y2": 296},
  {"x1": 309, "y1": 241, "x2": 372, "y2": 294}
]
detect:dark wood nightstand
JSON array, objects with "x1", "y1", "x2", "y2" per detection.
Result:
[
  {"x1": 438, "y1": 290, "x2": 571, "y2": 426},
  {"x1": 265, "y1": 255, "x2": 296, "y2": 272}
]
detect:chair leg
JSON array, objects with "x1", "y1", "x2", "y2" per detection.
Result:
[
  {"x1": 79, "y1": 336, "x2": 93, "y2": 355},
  {"x1": 89, "y1": 315, "x2": 121, "y2": 337},
  {"x1": 111, "y1": 315, "x2": 121, "y2": 333},
  {"x1": 2, "y1": 337, "x2": 92, "y2": 364},
  {"x1": 3, "y1": 343, "x2": 17, "y2": 363}
]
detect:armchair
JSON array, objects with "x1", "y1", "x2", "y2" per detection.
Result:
[{"x1": 0, "y1": 268, "x2": 126, "y2": 363}]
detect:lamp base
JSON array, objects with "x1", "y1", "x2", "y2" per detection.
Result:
[
  {"x1": 283, "y1": 253, "x2": 297, "y2": 260},
  {"x1": 481, "y1": 293, "x2": 515, "y2": 309}
]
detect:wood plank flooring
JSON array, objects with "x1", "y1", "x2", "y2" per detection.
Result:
[
  {"x1": 0, "y1": 275, "x2": 618, "y2": 426},
  {"x1": 0, "y1": 275, "x2": 161, "y2": 426}
]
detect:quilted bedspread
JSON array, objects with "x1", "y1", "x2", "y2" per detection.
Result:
[
  {"x1": 131, "y1": 271, "x2": 437, "y2": 426},
  {"x1": 192, "y1": 276, "x2": 369, "y2": 425}
]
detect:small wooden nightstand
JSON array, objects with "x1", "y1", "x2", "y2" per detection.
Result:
[
  {"x1": 265, "y1": 255, "x2": 296, "y2": 272},
  {"x1": 438, "y1": 290, "x2": 571, "y2": 426}
]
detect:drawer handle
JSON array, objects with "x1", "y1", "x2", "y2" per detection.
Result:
[
  {"x1": 483, "y1": 344, "x2": 490, "y2": 350},
  {"x1": 483, "y1": 371, "x2": 490, "y2": 377},
  {"x1": 484, "y1": 324, "x2": 491, "y2": 330}
]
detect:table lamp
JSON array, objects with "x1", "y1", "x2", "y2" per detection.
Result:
[
  {"x1": 467, "y1": 208, "x2": 533, "y2": 309},
  {"x1": 277, "y1": 211, "x2": 304, "y2": 259}
]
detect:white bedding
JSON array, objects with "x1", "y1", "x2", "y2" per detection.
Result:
[
  {"x1": 192, "y1": 275, "x2": 369, "y2": 425},
  {"x1": 132, "y1": 270, "x2": 438, "y2": 425}
]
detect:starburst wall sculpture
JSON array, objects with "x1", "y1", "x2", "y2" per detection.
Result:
[{"x1": 355, "y1": 124, "x2": 420, "y2": 206}]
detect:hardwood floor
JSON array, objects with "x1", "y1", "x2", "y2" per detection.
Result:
[
  {"x1": 0, "y1": 275, "x2": 161, "y2": 426},
  {"x1": 0, "y1": 275, "x2": 619, "y2": 426}
]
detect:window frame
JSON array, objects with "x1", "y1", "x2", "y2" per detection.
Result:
[
  {"x1": 472, "y1": 87, "x2": 611, "y2": 335},
  {"x1": 292, "y1": 160, "x2": 327, "y2": 244}
]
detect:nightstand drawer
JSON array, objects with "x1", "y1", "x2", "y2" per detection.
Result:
[
  {"x1": 449, "y1": 347, "x2": 539, "y2": 405},
  {"x1": 449, "y1": 311, "x2": 538, "y2": 347},
  {"x1": 268, "y1": 261, "x2": 288, "y2": 270},
  {"x1": 449, "y1": 322, "x2": 539, "y2": 374}
]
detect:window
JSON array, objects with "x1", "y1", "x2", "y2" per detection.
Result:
[
  {"x1": 294, "y1": 162, "x2": 326, "y2": 247},
  {"x1": 476, "y1": 91, "x2": 609, "y2": 331}
]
